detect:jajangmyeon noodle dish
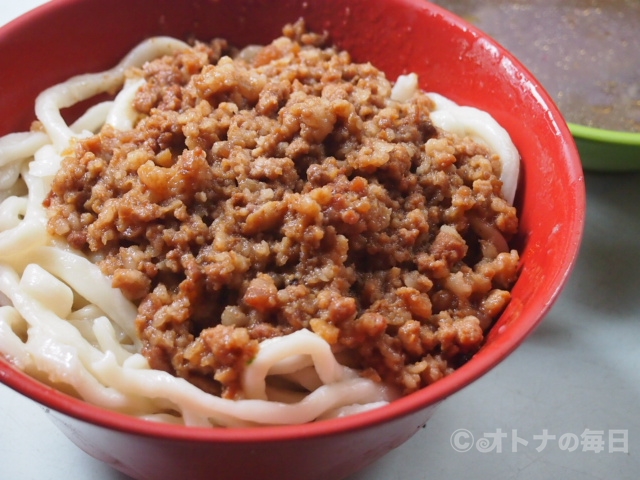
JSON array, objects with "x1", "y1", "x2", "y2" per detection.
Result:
[{"x1": 0, "y1": 21, "x2": 520, "y2": 427}]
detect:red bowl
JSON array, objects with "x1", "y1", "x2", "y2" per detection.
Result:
[{"x1": 0, "y1": 1, "x2": 585, "y2": 479}]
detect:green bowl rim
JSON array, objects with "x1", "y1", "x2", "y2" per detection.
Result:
[{"x1": 569, "y1": 122, "x2": 640, "y2": 146}]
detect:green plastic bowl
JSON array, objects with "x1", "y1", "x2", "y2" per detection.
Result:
[
  {"x1": 569, "y1": 124, "x2": 640, "y2": 172},
  {"x1": 569, "y1": 123, "x2": 640, "y2": 172}
]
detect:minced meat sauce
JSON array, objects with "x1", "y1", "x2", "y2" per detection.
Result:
[{"x1": 44, "y1": 21, "x2": 519, "y2": 399}]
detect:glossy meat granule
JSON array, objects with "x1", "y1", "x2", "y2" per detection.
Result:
[{"x1": 46, "y1": 21, "x2": 520, "y2": 399}]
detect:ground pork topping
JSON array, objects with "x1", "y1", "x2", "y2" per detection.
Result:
[{"x1": 45, "y1": 21, "x2": 520, "y2": 399}]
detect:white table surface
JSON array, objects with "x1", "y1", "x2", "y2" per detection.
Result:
[{"x1": 1, "y1": 2, "x2": 639, "y2": 479}]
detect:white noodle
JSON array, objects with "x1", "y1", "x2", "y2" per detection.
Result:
[
  {"x1": 391, "y1": 75, "x2": 520, "y2": 205},
  {"x1": 70, "y1": 101, "x2": 114, "y2": 134},
  {"x1": 0, "y1": 162, "x2": 49, "y2": 259},
  {"x1": 106, "y1": 77, "x2": 146, "y2": 131},
  {"x1": 0, "y1": 162, "x2": 22, "y2": 191},
  {"x1": 0, "y1": 131, "x2": 48, "y2": 167},
  {"x1": 0, "y1": 306, "x2": 30, "y2": 368},
  {"x1": 0, "y1": 196, "x2": 27, "y2": 230},
  {"x1": 35, "y1": 36, "x2": 190, "y2": 152}
]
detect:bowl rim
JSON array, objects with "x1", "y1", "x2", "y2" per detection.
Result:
[
  {"x1": 0, "y1": 0, "x2": 585, "y2": 443},
  {"x1": 569, "y1": 122, "x2": 640, "y2": 146}
]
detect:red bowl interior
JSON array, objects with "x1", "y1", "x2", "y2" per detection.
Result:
[{"x1": 0, "y1": 0, "x2": 585, "y2": 479}]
